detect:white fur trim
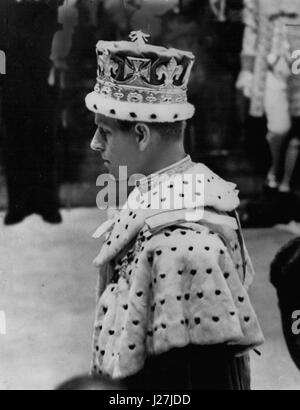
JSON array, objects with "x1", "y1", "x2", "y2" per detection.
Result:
[{"x1": 85, "y1": 91, "x2": 195, "y2": 122}]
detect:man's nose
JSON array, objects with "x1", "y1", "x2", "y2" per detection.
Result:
[{"x1": 90, "y1": 130, "x2": 105, "y2": 152}]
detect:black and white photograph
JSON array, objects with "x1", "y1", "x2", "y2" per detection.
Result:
[{"x1": 0, "y1": 0, "x2": 300, "y2": 392}]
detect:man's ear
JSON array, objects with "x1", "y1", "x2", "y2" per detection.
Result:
[{"x1": 134, "y1": 123, "x2": 151, "y2": 152}]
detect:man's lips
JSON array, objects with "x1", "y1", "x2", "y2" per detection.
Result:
[{"x1": 102, "y1": 158, "x2": 111, "y2": 167}]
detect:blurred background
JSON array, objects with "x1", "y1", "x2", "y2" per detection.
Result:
[{"x1": 1, "y1": 0, "x2": 293, "y2": 213}]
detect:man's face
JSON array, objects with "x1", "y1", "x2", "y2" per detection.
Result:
[{"x1": 91, "y1": 114, "x2": 141, "y2": 180}]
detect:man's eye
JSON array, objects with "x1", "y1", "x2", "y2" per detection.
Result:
[{"x1": 99, "y1": 129, "x2": 109, "y2": 141}]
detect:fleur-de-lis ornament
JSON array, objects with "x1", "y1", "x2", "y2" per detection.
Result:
[
  {"x1": 129, "y1": 31, "x2": 150, "y2": 48},
  {"x1": 156, "y1": 57, "x2": 183, "y2": 87},
  {"x1": 98, "y1": 50, "x2": 118, "y2": 80}
]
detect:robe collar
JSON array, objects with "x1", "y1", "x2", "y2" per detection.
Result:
[{"x1": 93, "y1": 160, "x2": 240, "y2": 267}]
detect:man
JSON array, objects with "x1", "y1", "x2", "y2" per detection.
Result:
[
  {"x1": 86, "y1": 31, "x2": 264, "y2": 390},
  {"x1": 0, "y1": 0, "x2": 63, "y2": 225}
]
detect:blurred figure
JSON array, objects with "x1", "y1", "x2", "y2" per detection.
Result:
[
  {"x1": 270, "y1": 237, "x2": 300, "y2": 371},
  {"x1": 237, "y1": 0, "x2": 300, "y2": 228},
  {"x1": 0, "y1": 0, "x2": 65, "y2": 225},
  {"x1": 210, "y1": 0, "x2": 227, "y2": 22},
  {"x1": 237, "y1": 0, "x2": 300, "y2": 194}
]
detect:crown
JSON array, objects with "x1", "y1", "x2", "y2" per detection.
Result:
[{"x1": 85, "y1": 31, "x2": 195, "y2": 123}]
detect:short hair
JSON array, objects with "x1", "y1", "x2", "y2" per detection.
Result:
[
  {"x1": 116, "y1": 119, "x2": 186, "y2": 141},
  {"x1": 270, "y1": 237, "x2": 300, "y2": 302}
]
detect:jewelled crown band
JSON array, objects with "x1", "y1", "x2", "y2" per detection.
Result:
[{"x1": 85, "y1": 31, "x2": 196, "y2": 123}]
